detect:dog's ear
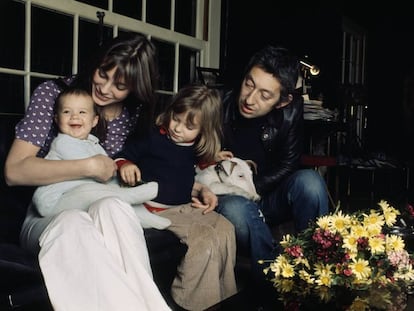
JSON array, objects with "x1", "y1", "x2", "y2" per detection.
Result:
[
  {"x1": 219, "y1": 160, "x2": 235, "y2": 176},
  {"x1": 245, "y1": 160, "x2": 258, "y2": 175}
]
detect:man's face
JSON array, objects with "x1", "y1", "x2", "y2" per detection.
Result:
[{"x1": 238, "y1": 66, "x2": 289, "y2": 119}]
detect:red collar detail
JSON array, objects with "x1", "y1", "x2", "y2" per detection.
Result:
[
  {"x1": 197, "y1": 161, "x2": 217, "y2": 170},
  {"x1": 159, "y1": 127, "x2": 168, "y2": 135}
]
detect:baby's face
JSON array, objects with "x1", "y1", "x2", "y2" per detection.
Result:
[{"x1": 56, "y1": 93, "x2": 98, "y2": 140}]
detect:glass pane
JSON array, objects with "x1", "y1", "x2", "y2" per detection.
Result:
[
  {"x1": 0, "y1": 73, "x2": 24, "y2": 114},
  {"x1": 147, "y1": 0, "x2": 171, "y2": 29},
  {"x1": 75, "y1": 0, "x2": 107, "y2": 10},
  {"x1": 178, "y1": 46, "x2": 198, "y2": 88},
  {"x1": 31, "y1": 6, "x2": 72, "y2": 76},
  {"x1": 152, "y1": 39, "x2": 174, "y2": 91},
  {"x1": 113, "y1": 0, "x2": 142, "y2": 20},
  {"x1": 175, "y1": 0, "x2": 196, "y2": 36},
  {"x1": 79, "y1": 18, "x2": 113, "y2": 72},
  {"x1": 0, "y1": 0, "x2": 24, "y2": 69}
]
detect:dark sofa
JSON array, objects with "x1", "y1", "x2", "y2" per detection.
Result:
[{"x1": 0, "y1": 113, "x2": 187, "y2": 310}]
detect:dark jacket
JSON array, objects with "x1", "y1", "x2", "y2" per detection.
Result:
[
  {"x1": 221, "y1": 90, "x2": 304, "y2": 195},
  {"x1": 115, "y1": 127, "x2": 196, "y2": 205}
]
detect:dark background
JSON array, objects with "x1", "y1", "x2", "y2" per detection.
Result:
[{"x1": 219, "y1": 1, "x2": 414, "y2": 162}]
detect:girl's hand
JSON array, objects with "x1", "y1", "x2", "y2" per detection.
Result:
[
  {"x1": 191, "y1": 185, "x2": 218, "y2": 214},
  {"x1": 119, "y1": 163, "x2": 142, "y2": 186}
]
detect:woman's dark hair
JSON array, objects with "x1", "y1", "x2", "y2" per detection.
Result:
[
  {"x1": 72, "y1": 33, "x2": 159, "y2": 137},
  {"x1": 243, "y1": 46, "x2": 300, "y2": 103}
]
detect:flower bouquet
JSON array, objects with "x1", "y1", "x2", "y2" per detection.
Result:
[{"x1": 263, "y1": 200, "x2": 414, "y2": 311}]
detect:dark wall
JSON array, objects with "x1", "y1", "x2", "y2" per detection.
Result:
[{"x1": 220, "y1": 1, "x2": 414, "y2": 161}]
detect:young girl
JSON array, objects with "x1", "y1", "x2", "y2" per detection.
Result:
[{"x1": 115, "y1": 84, "x2": 238, "y2": 311}]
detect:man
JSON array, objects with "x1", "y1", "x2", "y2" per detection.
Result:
[{"x1": 216, "y1": 46, "x2": 329, "y2": 284}]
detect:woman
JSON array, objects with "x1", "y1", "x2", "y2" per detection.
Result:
[{"x1": 4, "y1": 34, "x2": 170, "y2": 311}]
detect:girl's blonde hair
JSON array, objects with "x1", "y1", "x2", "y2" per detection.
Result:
[{"x1": 156, "y1": 84, "x2": 222, "y2": 163}]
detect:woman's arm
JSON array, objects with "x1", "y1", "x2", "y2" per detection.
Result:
[{"x1": 5, "y1": 139, "x2": 117, "y2": 186}]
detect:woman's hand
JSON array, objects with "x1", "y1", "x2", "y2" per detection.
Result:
[
  {"x1": 191, "y1": 182, "x2": 218, "y2": 214},
  {"x1": 5, "y1": 138, "x2": 117, "y2": 186},
  {"x1": 87, "y1": 154, "x2": 118, "y2": 183}
]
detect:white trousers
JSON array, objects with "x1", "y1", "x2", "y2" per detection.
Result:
[{"x1": 37, "y1": 197, "x2": 171, "y2": 311}]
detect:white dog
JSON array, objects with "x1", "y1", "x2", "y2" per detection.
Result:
[{"x1": 195, "y1": 157, "x2": 260, "y2": 201}]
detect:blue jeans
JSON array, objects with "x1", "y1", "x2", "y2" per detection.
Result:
[{"x1": 216, "y1": 169, "x2": 329, "y2": 279}]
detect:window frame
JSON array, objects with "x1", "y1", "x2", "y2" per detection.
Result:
[{"x1": 0, "y1": 0, "x2": 221, "y2": 110}]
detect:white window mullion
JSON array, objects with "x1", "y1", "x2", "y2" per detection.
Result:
[
  {"x1": 24, "y1": 0, "x2": 31, "y2": 109},
  {"x1": 73, "y1": 14, "x2": 79, "y2": 75},
  {"x1": 171, "y1": 0, "x2": 175, "y2": 31},
  {"x1": 142, "y1": 0, "x2": 146, "y2": 22},
  {"x1": 174, "y1": 42, "x2": 179, "y2": 93}
]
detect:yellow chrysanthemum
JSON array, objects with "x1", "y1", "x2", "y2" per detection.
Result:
[
  {"x1": 349, "y1": 258, "x2": 371, "y2": 280},
  {"x1": 394, "y1": 264, "x2": 414, "y2": 282},
  {"x1": 329, "y1": 210, "x2": 351, "y2": 233},
  {"x1": 351, "y1": 224, "x2": 368, "y2": 237},
  {"x1": 294, "y1": 256, "x2": 310, "y2": 269},
  {"x1": 315, "y1": 271, "x2": 333, "y2": 287},
  {"x1": 368, "y1": 235, "x2": 385, "y2": 254},
  {"x1": 385, "y1": 234, "x2": 405, "y2": 252},
  {"x1": 378, "y1": 200, "x2": 400, "y2": 227},
  {"x1": 314, "y1": 263, "x2": 334, "y2": 276},
  {"x1": 342, "y1": 231, "x2": 359, "y2": 253},
  {"x1": 279, "y1": 234, "x2": 292, "y2": 248},
  {"x1": 363, "y1": 210, "x2": 385, "y2": 232},
  {"x1": 298, "y1": 269, "x2": 314, "y2": 284},
  {"x1": 366, "y1": 225, "x2": 381, "y2": 236},
  {"x1": 280, "y1": 261, "x2": 295, "y2": 278},
  {"x1": 269, "y1": 254, "x2": 289, "y2": 276},
  {"x1": 316, "y1": 215, "x2": 330, "y2": 230}
]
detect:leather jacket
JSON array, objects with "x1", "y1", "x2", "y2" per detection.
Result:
[{"x1": 221, "y1": 90, "x2": 304, "y2": 195}]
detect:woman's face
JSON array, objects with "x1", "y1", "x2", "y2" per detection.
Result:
[{"x1": 91, "y1": 66, "x2": 130, "y2": 106}]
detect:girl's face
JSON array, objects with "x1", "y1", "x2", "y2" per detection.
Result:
[
  {"x1": 56, "y1": 93, "x2": 98, "y2": 140},
  {"x1": 168, "y1": 111, "x2": 201, "y2": 144},
  {"x1": 91, "y1": 66, "x2": 130, "y2": 107}
]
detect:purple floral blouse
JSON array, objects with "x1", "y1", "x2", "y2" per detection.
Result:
[{"x1": 15, "y1": 79, "x2": 139, "y2": 158}]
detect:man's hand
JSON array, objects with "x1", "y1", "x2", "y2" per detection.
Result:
[{"x1": 215, "y1": 150, "x2": 233, "y2": 161}]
